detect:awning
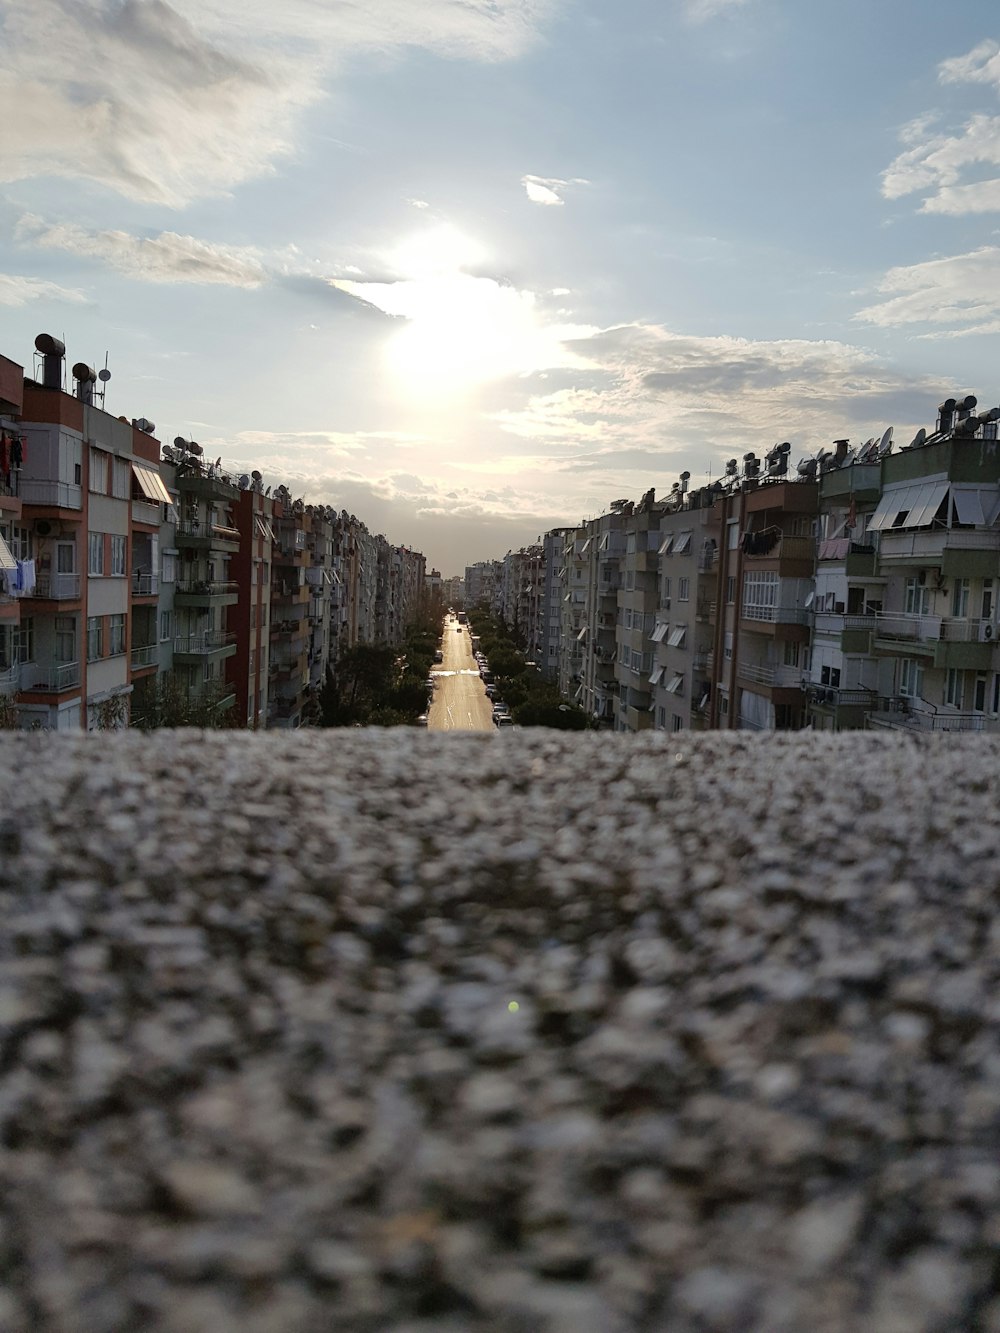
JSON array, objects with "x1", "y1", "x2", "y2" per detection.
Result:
[
  {"x1": 649, "y1": 664, "x2": 665, "y2": 686},
  {"x1": 674, "y1": 531, "x2": 692, "y2": 554},
  {"x1": 658, "y1": 534, "x2": 674, "y2": 555},
  {"x1": 667, "y1": 625, "x2": 687, "y2": 648},
  {"x1": 953, "y1": 489, "x2": 986, "y2": 526},
  {"x1": 576, "y1": 625, "x2": 588, "y2": 641},
  {"x1": 132, "y1": 462, "x2": 173, "y2": 505},
  {"x1": 664, "y1": 673, "x2": 684, "y2": 695},
  {"x1": 650, "y1": 622, "x2": 669, "y2": 643},
  {"x1": 869, "y1": 481, "x2": 948, "y2": 532},
  {"x1": 0, "y1": 533, "x2": 15, "y2": 571}
]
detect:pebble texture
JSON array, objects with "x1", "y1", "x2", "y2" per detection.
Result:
[{"x1": 1, "y1": 728, "x2": 999, "y2": 1331}]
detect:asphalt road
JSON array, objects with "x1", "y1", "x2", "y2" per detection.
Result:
[{"x1": 428, "y1": 617, "x2": 495, "y2": 731}]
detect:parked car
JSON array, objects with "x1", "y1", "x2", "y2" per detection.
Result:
[
  {"x1": 433, "y1": 649, "x2": 443, "y2": 663},
  {"x1": 495, "y1": 715, "x2": 514, "y2": 729},
  {"x1": 416, "y1": 714, "x2": 429, "y2": 727},
  {"x1": 485, "y1": 683, "x2": 497, "y2": 698}
]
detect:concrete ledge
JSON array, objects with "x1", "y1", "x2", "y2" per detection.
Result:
[{"x1": 1, "y1": 730, "x2": 999, "y2": 1330}]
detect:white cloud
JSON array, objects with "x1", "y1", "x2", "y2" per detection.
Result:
[
  {"x1": 881, "y1": 42, "x2": 1000, "y2": 215},
  {"x1": 855, "y1": 246, "x2": 1000, "y2": 333},
  {"x1": 684, "y1": 0, "x2": 751, "y2": 22},
  {"x1": 0, "y1": 272, "x2": 87, "y2": 308},
  {"x1": 0, "y1": 0, "x2": 560, "y2": 206},
  {"x1": 16, "y1": 215, "x2": 268, "y2": 287},
  {"x1": 521, "y1": 174, "x2": 589, "y2": 206}
]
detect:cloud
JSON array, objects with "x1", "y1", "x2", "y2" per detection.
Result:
[
  {"x1": 16, "y1": 214, "x2": 268, "y2": 286},
  {"x1": 855, "y1": 246, "x2": 1000, "y2": 334},
  {"x1": 881, "y1": 41, "x2": 1000, "y2": 215},
  {"x1": 521, "y1": 174, "x2": 589, "y2": 206},
  {"x1": 684, "y1": 0, "x2": 751, "y2": 22},
  {"x1": 0, "y1": 0, "x2": 560, "y2": 205},
  {"x1": 0, "y1": 272, "x2": 87, "y2": 308}
]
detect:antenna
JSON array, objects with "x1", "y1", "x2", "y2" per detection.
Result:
[{"x1": 97, "y1": 354, "x2": 111, "y2": 409}]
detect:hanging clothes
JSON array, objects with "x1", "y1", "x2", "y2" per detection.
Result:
[
  {"x1": 0, "y1": 432, "x2": 9, "y2": 476},
  {"x1": 12, "y1": 435, "x2": 25, "y2": 467}
]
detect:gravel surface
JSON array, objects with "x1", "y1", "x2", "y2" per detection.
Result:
[{"x1": 1, "y1": 728, "x2": 1000, "y2": 1332}]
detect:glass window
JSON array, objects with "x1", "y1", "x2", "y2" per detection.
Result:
[
  {"x1": 87, "y1": 616, "x2": 103, "y2": 662},
  {"x1": 161, "y1": 553, "x2": 177, "y2": 583},
  {"x1": 109, "y1": 614, "x2": 126, "y2": 656},
  {"x1": 952, "y1": 578, "x2": 970, "y2": 619},
  {"x1": 678, "y1": 577, "x2": 690, "y2": 601},
  {"x1": 14, "y1": 617, "x2": 34, "y2": 663},
  {"x1": 89, "y1": 449, "x2": 108, "y2": 494},
  {"x1": 899, "y1": 658, "x2": 923, "y2": 699},
  {"x1": 946, "y1": 668, "x2": 964, "y2": 709},
  {"x1": 671, "y1": 714, "x2": 683, "y2": 732},
  {"x1": 55, "y1": 616, "x2": 76, "y2": 663},
  {"x1": 88, "y1": 532, "x2": 104, "y2": 575},
  {"x1": 726, "y1": 576, "x2": 736, "y2": 604},
  {"x1": 159, "y1": 610, "x2": 173, "y2": 643},
  {"x1": 110, "y1": 535, "x2": 126, "y2": 577},
  {"x1": 56, "y1": 542, "x2": 75, "y2": 574},
  {"x1": 905, "y1": 577, "x2": 930, "y2": 616},
  {"x1": 112, "y1": 456, "x2": 130, "y2": 499}
]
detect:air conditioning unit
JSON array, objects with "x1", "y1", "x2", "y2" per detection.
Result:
[{"x1": 979, "y1": 622, "x2": 996, "y2": 643}]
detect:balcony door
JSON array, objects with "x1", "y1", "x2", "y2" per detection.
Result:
[{"x1": 56, "y1": 542, "x2": 76, "y2": 574}]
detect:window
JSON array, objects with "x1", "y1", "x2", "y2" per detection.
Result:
[
  {"x1": 743, "y1": 570, "x2": 779, "y2": 620},
  {"x1": 55, "y1": 616, "x2": 76, "y2": 663},
  {"x1": 728, "y1": 521, "x2": 740, "y2": 550},
  {"x1": 657, "y1": 706, "x2": 666, "y2": 728},
  {"x1": 14, "y1": 617, "x2": 34, "y2": 664},
  {"x1": 678, "y1": 577, "x2": 690, "y2": 601},
  {"x1": 952, "y1": 578, "x2": 971, "y2": 619},
  {"x1": 720, "y1": 693, "x2": 729, "y2": 716},
  {"x1": 724, "y1": 631, "x2": 733, "y2": 661},
  {"x1": 899, "y1": 658, "x2": 923, "y2": 699},
  {"x1": 6, "y1": 524, "x2": 31, "y2": 561},
  {"x1": 159, "y1": 610, "x2": 173, "y2": 643},
  {"x1": 112, "y1": 456, "x2": 130, "y2": 499},
  {"x1": 674, "y1": 531, "x2": 692, "y2": 555},
  {"x1": 974, "y1": 674, "x2": 987, "y2": 713},
  {"x1": 658, "y1": 534, "x2": 674, "y2": 556},
  {"x1": 56, "y1": 542, "x2": 76, "y2": 574},
  {"x1": 109, "y1": 614, "x2": 126, "y2": 657},
  {"x1": 783, "y1": 640, "x2": 800, "y2": 668},
  {"x1": 161, "y1": 552, "x2": 177, "y2": 584},
  {"x1": 726, "y1": 576, "x2": 736, "y2": 604},
  {"x1": 946, "y1": 668, "x2": 964, "y2": 709},
  {"x1": 89, "y1": 449, "x2": 108, "y2": 494},
  {"x1": 87, "y1": 616, "x2": 103, "y2": 662},
  {"x1": 88, "y1": 532, "x2": 104, "y2": 575},
  {"x1": 662, "y1": 576, "x2": 671, "y2": 604},
  {"x1": 904, "y1": 577, "x2": 930, "y2": 617},
  {"x1": 671, "y1": 715, "x2": 683, "y2": 732},
  {"x1": 982, "y1": 581, "x2": 994, "y2": 621},
  {"x1": 110, "y1": 535, "x2": 126, "y2": 577},
  {"x1": 625, "y1": 570, "x2": 635, "y2": 591}
]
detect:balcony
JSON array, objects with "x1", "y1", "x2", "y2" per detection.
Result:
[
  {"x1": 20, "y1": 661, "x2": 81, "y2": 692},
  {"x1": 131, "y1": 499, "x2": 161, "y2": 527},
  {"x1": 174, "y1": 580, "x2": 239, "y2": 607},
  {"x1": 877, "y1": 527, "x2": 1000, "y2": 566},
  {"x1": 28, "y1": 572, "x2": 80, "y2": 601},
  {"x1": 0, "y1": 471, "x2": 19, "y2": 501},
  {"x1": 0, "y1": 663, "x2": 19, "y2": 695},
  {"x1": 807, "y1": 684, "x2": 878, "y2": 713},
  {"x1": 173, "y1": 631, "x2": 237, "y2": 662},
  {"x1": 19, "y1": 479, "x2": 82, "y2": 510},
  {"x1": 131, "y1": 571, "x2": 158, "y2": 597},
  {"x1": 867, "y1": 697, "x2": 995, "y2": 734},
  {"x1": 175, "y1": 521, "x2": 240, "y2": 553},
  {"x1": 743, "y1": 533, "x2": 815, "y2": 562},
  {"x1": 736, "y1": 662, "x2": 802, "y2": 688},
  {"x1": 742, "y1": 605, "x2": 811, "y2": 626},
  {"x1": 130, "y1": 643, "x2": 159, "y2": 670}
]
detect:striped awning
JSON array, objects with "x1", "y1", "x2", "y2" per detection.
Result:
[{"x1": 132, "y1": 462, "x2": 173, "y2": 505}]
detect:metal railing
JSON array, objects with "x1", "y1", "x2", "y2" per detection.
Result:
[
  {"x1": 867, "y1": 699, "x2": 991, "y2": 733},
  {"x1": 743, "y1": 534, "x2": 815, "y2": 561},
  {"x1": 173, "y1": 631, "x2": 236, "y2": 655},
  {"x1": 878, "y1": 529, "x2": 1000, "y2": 560},
  {"x1": 742, "y1": 605, "x2": 811, "y2": 625},
  {"x1": 175, "y1": 580, "x2": 238, "y2": 597},
  {"x1": 30, "y1": 572, "x2": 81, "y2": 600},
  {"x1": 131, "y1": 499, "x2": 161, "y2": 526},
  {"x1": 130, "y1": 643, "x2": 158, "y2": 668},
  {"x1": 21, "y1": 661, "x2": 81, "y2": 691},
  {"x1": 871, "y1": 612, "x2": 994, "y2": 644},
  {"x1": 131, "y1": 571, "x2": 158, "y2": 596},
  {"x1": 0, "y1": 663, "x2": 19, "y2": 694},
  {"x1": 737, "y1": 661, "x2": 802, "y2": 688}
]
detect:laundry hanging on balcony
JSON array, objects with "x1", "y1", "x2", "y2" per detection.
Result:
[{"x1": 741, "y1": 528, "x2": 780, "y2": 555}]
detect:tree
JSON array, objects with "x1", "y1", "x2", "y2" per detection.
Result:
[{"x1": 132, "y1": 675, "x2": 235, "y2": 730}]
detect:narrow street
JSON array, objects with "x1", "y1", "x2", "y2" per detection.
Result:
[{"x1": 428, "y1": 617, "x2": 495, "y2": 731}]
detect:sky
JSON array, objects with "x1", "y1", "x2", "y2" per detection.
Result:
[{"x1": 1, "y1": 1, "x2": 1000, "y2": 574}]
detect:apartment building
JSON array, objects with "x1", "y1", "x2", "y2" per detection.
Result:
[
  {"x1": 652, "y1": 485, "x2": 718, "y2": 733},
  {"x1": 229, "y1": 479, "x2": 275, "y2": 729},
  {"x1": 0, "y1": 355, "x2": 24, "y2": 708}
]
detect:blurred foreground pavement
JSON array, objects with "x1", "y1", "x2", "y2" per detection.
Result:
[{"x1": 1, "y1": 729, "x2": 999, "y2": 1332}]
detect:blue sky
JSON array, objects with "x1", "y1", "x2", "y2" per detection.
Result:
[{"x1": 1, "y1": 0, "x2": 999, "y2": 573}]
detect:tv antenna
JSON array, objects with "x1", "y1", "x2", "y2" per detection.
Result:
[{"x1": 96, "y1": 354, "x2": 111, "y2": 410}]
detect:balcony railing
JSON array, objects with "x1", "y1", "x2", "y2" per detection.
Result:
[
  {"x1": 131, "y1": 499, "x2": 161, "y2": 527},
  {"x1": 742, "y1": 605, "x2": 811, "y2": 625},
  {"x1": 130, "y1": 643, "x2": 159, "y2": 669},
  {"x1": 30, "y1": 572, "x2": 81, "y2": 600},
  {"x1": 878, "y1": 528, "x2": 1000, "y2": 561},
  {"x1": 737, "y1": 662, "x2": 802, "y2": 688},
  {"x1": 175, "y1": 580, "x2": 238, "y2": 598},
  {"x1": 871, "y1": 612, "x2": 993, "y2": 645},
  {"x1": 0, "y1": 471, "x2": 19, "y2": 499},
  {"x1": 173, "y1": 631, "x2": 236, "y2": 655},
  {"x1": 132, "y1": 571, "x2": 158, "y2": 596},
  {"x1": 867, "y1": 698, "x2": 992, "y2": 733},
  {"x1": 0, "y1": 663, "x2": 19, "y2": 695},
  {"x1": 21, "y1": 661, "x2": 81, "y2": 692},
  {"x1": 743, "y1": 534, "x2": 815, "y2": 561},
  {"x1": 18, "y1": 479, "x2": 82, "y2": 509}
]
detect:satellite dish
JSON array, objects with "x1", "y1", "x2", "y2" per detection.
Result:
[
  {"x1": 251, "y1": 470, "x2": 262, "y2": 481},
  {"x1": 797, "y1": 458, "x2": 817, "y2": 477},
  {"x1": 879, "y1": 427, "x2": 893, "y2": 452},
  {"x1": 905, "y1": 428, "x2": 924, "y2": 451},
  {"x1": 841, "y1": 447, "x2": 857, "y2": 467},
  {"x1": 238, "y1": 474, "x2": 250, "y2": 489},
  {"x1": 98, "y1": 368, "x2": 111, "y2": 383}
]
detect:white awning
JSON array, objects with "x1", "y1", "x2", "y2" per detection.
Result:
[
  {"x1": 667, "y1": 625, "x2": 687, "y2": 648},
  {"x1": 664, "y1": 673, "x2": 684, "y2": 694},
  {"x1": 0, "y1": 533, "x2": 15, "y2": 571},
  {"x1": 576, "y1": 625, "x2": 588, "y2": 641},
  {"x1": 650, "y1": 621, "x2": 669, "y2": 643},
  {"x1": 649, "y1": 664, "x2": 665, "y2": 686},
  {"x1": 952, "y1": 488, "x2": 986, "y2": 526},
  {"x1": 658, "y1": 534, "x2": 674, "y2": 555},
  {"x1": 673, "y1": 531, "x2": 692, "y2": 554},
  {"x1": 869, "y1": 482, "x2": 947, "y2": 532},
  {"x1": 132, "y1": 462, "x2": 173, "y2": 505}
]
